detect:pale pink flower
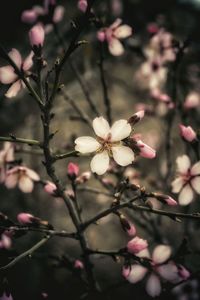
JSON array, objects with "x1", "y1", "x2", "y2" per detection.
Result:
[
  {"x1": 179, "y1": 124, "x2": 197, "y2": 142},
  {"x1": 78, "y1": 0, "x2": 88, "y2": 12},
  {"x1": 97, "y1": 19, "x2": 132, "y2": 56},
  {"x1": 0, "y1": 233, "x2": 12, "y2": 249},
  {"x1": 29, "y1": 24, "x2": 45, "y2": 47},
  {"x1": 184, "y1": 92, "x2": 200, "y2": 109},
  {"x1": 123, "y1": 245, "x2": 188, "y2": 297},
  {"x1": 127, "y1": 236, "x2": 148, "y2": 254},
  {"x1": 67, "y1": 162, "x2": 79, "y2": 178},
  {"x1": 0, "y1": 49, "x2": 33, "y2": 98},
  {"x1": 0, "y1": 142, "x2": 14, "y2": 182},
  {"x1": 75, "y1": 117, "x2": 135, "y2": 175},
  {"x1": 74, "y1": 259, "x2": 84, "y2": 269},
  {"x1": 136, "y1": 140, "x2": 156, "y2": 159},
  {"x1": 171, "y1": 155, "x2": 200, "y2": 205},
  {"x1": 5, "y1": 166, "x2": 40, "y2": 193},
  {"x1": 17, "y1": 213, "x2": 34, "y2": 224}
]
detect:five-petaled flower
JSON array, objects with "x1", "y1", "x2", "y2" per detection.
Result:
[
  {"x1": 75, "y1": 117, "x2": 135, "y2": 175},
  {"x1": 97, "y1": 19, "x2": 132, "y2": 56},
  {"x1": 0, "y1": 49, "x2": 33, "y2": 98},
  {"x1": 171, "y1": 155, "x2": 200, "y2": 205}
]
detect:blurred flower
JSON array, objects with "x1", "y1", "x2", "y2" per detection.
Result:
[
  {"x1": 29, "y1": 24, "x2": 45, "y2": 47},
  {"x1": 75, "y1": 171, "x2": 91, "y2": 184},
  {"x1": 179, "y1": 124, "x2": 197, "y2": 142},
  {"x1": 0, "y1": 233, "x2": 12, "y2": 249},
  {"x1": 77, "y1": 0, "x2": 88, "y2": 12},
  {"x1": 44, "y1": 181, "x2": 57, "y2": 196},
  {"x1": 0, "y1": 293, "x2": 13, "y2": 300},
  {"x1": 5, "y1": 166, "x2": 40, "y2": 193},
  {"x1": 128, "y1": 110, "x2": 145, "y2": 125},
  {"x1": 0, "y1": 49, "x2": 33, "y2": 98},
  {"x1": 17, "y1": 213, "x2": 35, "y2": 224},
  {"x1": 74, "y1": 259, "x2": 84, "y2": 269},
  {"x1": 171, "y1": 155, "x2": 200, "y2": 205},
  {"x1": 0, "y1": 142, "x2": 14, "y2": 182},
  {"x1": 97, "y1": 19, "x2": 132, "y2": 56},
  {"x1": 184, "y1": 92, "x2": 200, "y2": 109},
  {"x1": 75, "y1": 117, "x2": 134, "y2": 175},
  {"x1": 127, "y1": 236, "x2": 148, "y2": 254}
]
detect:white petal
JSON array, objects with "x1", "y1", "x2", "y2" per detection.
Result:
[
  {"x1": 114, "y1": 25, "x2": 132, "y2": 39},
  {"x1": 112, "y1": 145, "x2": 134, "y2": 166},
  {"x1": 19, "y1": 175, "x2": 34, "y2": 193},
  {"x1": 90, "y1": 151, "x2": 109, "y2": 175},
  {"x1": 191, "y1": 176, "x2": 200, "y2": 194},
  {"x1": 146, "y1": 274, "x2": 161, "y2": 297},
  {"x1": 152, "y1": 245, "x2": 171, "y2": 264},
  {"x1": 176, "y1": 155, "x2": 191, "y2": 174},
  {"x1": 23, "y1": 51, "x2": 34, "y2": 71},
  {"x1": 157, "y1": 262, "x2": 179, "y2": 283},
  {"x1": 0, "y1": 66, "x2": 17, "y2": 84},
  {"x1": 191, "y1": 161, "x2": 200, "y2": 176},
  {"x1": 5, "y1": 80, "x2": 22, "y2": 98},
  {"x1": 110, "y1": 120, "x2": 132, "y2": 142},
  {"x1": 92, "y1": 117, "x2": 110, "y2": 139},
  {"x1": 109, "y1": 38, "x2": 124, "y2": 56},
  {"x1": 110, "y1": 18, "x2": 122, "y2": 30},
  {"x1": 5, "y1": 173, "x2": 18, "y2": 189},
  {"x1": 25, "y1": 168, "x2": 40, "y2": 181},
  {"x1": 171, "y1": 177, "x2": 184, "y2": 193},
  {"x1": 75, "y1": 136, "x2": 100, "y2": 154},
  {"x1": 8, "y1": 48, "x2": 22, "y2": 68},
  {"x1": 126, "y1": 264, "x2": 147, "y2": 283},
  {"x1": 178, "y1": 184, "x2": 193, "y2": 205}
]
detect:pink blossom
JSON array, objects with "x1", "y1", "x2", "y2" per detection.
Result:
[
  {"x1": 179, "y1": 124, "x2": 197, "y2": 142},
  {"x1": 0, "y1": 49, "x2": 33, "y2": 98},
  {"x1": 67, "y1": 162, "x2": 79, "y2": 179},
  {"x1": 78, "y1": 0, "x2": 88, "y2": 12},
  {"x1": 127, "y1": 236, "x2": 148, "y2": 254},
  {"x1": 136, "y1": 140, "x2": 156, "y2": 159},
  {"x1": 184, "y1": 92, "x2": 200, "y2": 109},
  {"x1": 17, "y1": 213, "x2": 34, "y2": 224},
  {"x1": 0, "y1": 233, "x2": 12, "y2": 249},
  {"x1": 74, "y1": 259, "x2": 84, "y2": 269},
  {"x1": 126, "y1": 223, "x2": 137, "y2": 237},
  {"x1": 21, "y1": 10, "x2": 38, "y2": 24},
  {"x1": 0, "y1": 142, "x2": 14, "y2": 182},
  {"x1": 164, "y1": 196, "x2": 178, "y2": 206},
  {"x1": 147, "y1": 23, "x2": 159, "y2": 34},
  {"x1": 44, "y1": 181, "x2": 57, "y2": 195},
  {"x1": 5, "y1": 166, "x2": 40, "y2": 193},
  {"x1": 97, "y1": 19, "x2": 132, "y2": 56},
  {"x1": 171, "y1": 155, "x2": 200, "y2": 205},
  {"x1": 29, "y1": 24, "x2": 45, "y2": 47}
]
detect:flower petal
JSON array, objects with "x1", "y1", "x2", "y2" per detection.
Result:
[
  {"x1": 25, "y1": 167, "x2": 40, "y2": 181},
  {"x1": 171, "y1": 177, "x2": 184, "y2": 193},
  {"x1": 191, "y1": 176, "x2": 200, "y2": 194},
  {"x1": 90, "y1": 151, "x2": 109, "y2": 175},
  {"x1": 75, "y1": 136, "x2": 100, "y2": 154},
  {"x1": 157, "y1": 262, "x2": 179, "y2": 283},
  {"x1": 191, "y1": 161, "x2": 200, "y2": 176},
  {"x1": 19, "y1": 175, "x2": 34, "y2": 193},
  {"x1": 176, "y1": 155, "x2": 191, "y2": 174},
  {"x1": 23, "y1": 51, "x2": 34, "y2": 71},
  {"x1": 53, "y1": 6, "x2": 65, "y2": 23},
  {"x1": 114, "y1": 25, "x2": 132, "y2": 39},
  {"x1": 110, "y1": 120, "x2": 132, "y2": 142},
  {"x1": 178, "y1": 184, "x2": 193, "y2": 205},
  {"x1": 152, "y1": 245, "x2": 171, "y2": 264},
  {"x1": 112, "y1": 145, "x2": 134, "y2": 166},
  {"x1": 0, "y1": 66, "x2": 17, "y2": 84},
  {"x1": 92, "y1": 117, "x2": 110, "y2": 139},
  {"x1": 109, "y1": 38, "x2": 124, "y2": 56},
  {"x1": 8, "y1": 48, "x2": 22, "y2": 68},
  {"x1": 5, "y1": 173, "x2": 18, "y2": 189},
  {"x1": 126, "y1": 264, "x2": 147, "y2": 283},
  {"x1": 146, "y1": 274, "x2": 161, "y2": 297},
  {"x1": 5, "y1": 80, "x2": 22, "y2": 98}
]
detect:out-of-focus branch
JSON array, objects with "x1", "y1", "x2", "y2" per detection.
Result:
[{"x1": 0, "y1": 136, "x2": 40, "y2": 146}]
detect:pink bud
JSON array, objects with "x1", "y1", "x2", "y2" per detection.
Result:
[
  {"x1": 76, "y1": 171, "x2": 91, "y2": 184},
  {"x1": 127, "y1": 236, "x2": 148, "y2": 254},
  {"x1": 78, "y1": 0, "x2": 88, "y2": 12},
  {"x1": 164, "y1": 196, "x2": 178, "y2": 206},
  {"x1": 0, "y1": 234, "x2": 12, "y2": 249},
  {"x1": 127, "y1": 223, "x2": 137, "y2": 236},
  {"x1": 97, "y1": 30, "x2": 106, "y2": 42},
  {"x1": 179, "y1": 124, "x2": 197, "y2": 142},
  {"x1": 44, "y1": 181, "x2": 57, "y2": 195},
  {"x1": 17, "y1": 213, "x2": 34, "y2": 224},
  {"x1": 122, "y1": 265, "x2": 131, "y2": 278},
  {"x1": 147, "y1": 23, "x2": 159, "y2": 34},
  {"x1": 67, "y1": 162, "x2": 79, "y2": 178},
  {"x1": 74, "y1": 259, "x2": 84, "y2": 269},
  {"x1": 137, "y1": 140, "x2": 156, "y2": 159},
  {"x1": 65, "y1": 189, "x2": 75, "y2": 200},
  {"x1": 128, "y1": 110, "x2": 145, "y2": 125},
  {"x1": 21, "y1": 10, "x2": 38, "y2": 24},
  {"x1": 178, "y1": 265, "x2": 190, "y2": 280},
  {"x1": 29, "y1": 24, "x2": 45, "y2": 47}
]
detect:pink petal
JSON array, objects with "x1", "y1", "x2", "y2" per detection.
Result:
[
  {"x1": 53, "y1": 6, "x2": 65, "y2": 23},
  {"x1": 5, "y1": 80, "x2": 22, "y2": 98},
  {"x1": 8, "y1": 49, "x2": 22, "y2": 68},
  {"x1": 127, "y1": 236, "x2": 148, "y2": 254},
  {"x1": 137, "y1": 140, "x2": 156, "y2": 159},
  {"x1": 21, "y1": 10, "x2": 38, "y2": 24},
  {"x1": 152, "y1": 245, "x2": 171, "y2": 264},
  {"x1": 126, "y1": 264, "x2": 148, "y2": 283},
  {"x1": 178, "y1": 184, "x2": 194, "y2": 205},
  {"x1": 0, "y1": 66, "x2": 17, "y2": 84},
  {"x1": 23, "y1": 51, "x2": 34, "y2": 71},
  {"x1": 146, "y1": 274, "x2": 161, "y2": 297},
  {"x1": 157, "y1": 262, "x2": 179, "y2": 283}
]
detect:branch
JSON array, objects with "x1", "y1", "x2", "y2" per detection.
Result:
[{"x1": 0, "y1": 136, "x2": 40, "y2": 146}]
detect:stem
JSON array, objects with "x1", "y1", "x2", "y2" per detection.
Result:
[{"x1": 0, "y1": 136, "x2": 40, "y2": 146}]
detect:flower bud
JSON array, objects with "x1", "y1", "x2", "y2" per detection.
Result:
[
  {"x1": 21, "y1": 10, "x2": 38, "y2": 24},
  {"x1": 119, "y1": 214, "x2": 136, "y2": 236},
  {"x1": 153, "y1": 193, "x2": 178, "y2": 206},
  {"x1": 67, "y1": 162, "x2": 79, "y2": 180},
  {"x1": 179, "y1": 124, "x2": 197, "y2": 142},
  {"x1": 178, "y1": 265, "x2": 190, "y2": 280},
  {"x1": 78, "y1": 0, "x2": 88, "y2": 12},
  {"x1": 122, "y1": 265, "x2": 131, "y2": 278},
  {"x1": 75, "y1": 171, "x2": 91, "y2": 184},
  {"x1": 74, "y1": 259, "x2": 84, "y2": 269},
  {"x1": 44, "y1": 181, "x2": 57, "y2": 196},
  {"x1": 127, "y1": 236, "x2": 148, "y2": 254},
  {"x1": 17, "y1": 213, "x2": 34, "y2": 224},
  {"x1": 0, "y1": 234, "x2": 12, "y2": 249},
  {"x1": 128, "y1": 110, "x2": 145, "y2": 125},
  {"x1": 97, "y1": 30, "x2": 106, "y2": 42},
  {"x1": 136, "y1": 140, "x2": 156, "y2": 159},
  {"x1": 29, "y1": 24, "x2": 45, "y2": 47}
]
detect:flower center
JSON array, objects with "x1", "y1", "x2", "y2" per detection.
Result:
[{"x1": 96, "y1": 136, "x2": 120, "y2": 157}]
